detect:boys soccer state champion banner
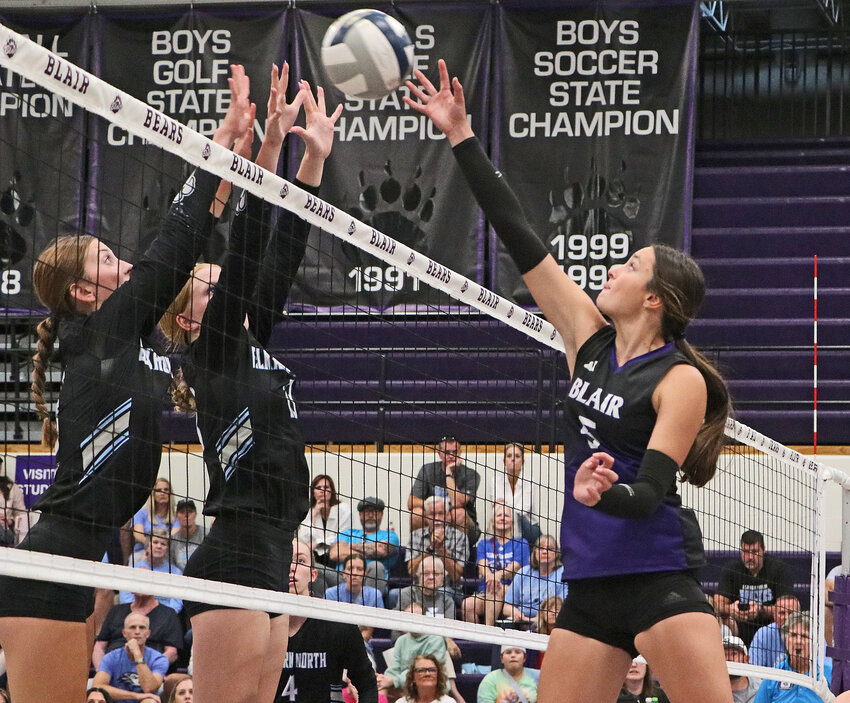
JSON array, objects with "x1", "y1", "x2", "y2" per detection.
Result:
[
  {"x1": 0, "y1": 1, "x2": 696, "y2": 309},
  {"x1": 493, "y1": 1, "x2": 699, "y2": 303}
]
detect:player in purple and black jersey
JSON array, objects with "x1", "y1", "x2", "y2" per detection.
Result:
[{"x1": 406, "y1": 59, "x2": 734, "y2": 703}]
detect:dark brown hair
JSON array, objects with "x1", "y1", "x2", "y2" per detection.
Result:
[
  {"x1": 649, "y1": 244, "x2": 731, "y2": 487},
  {"x1": 31, "y1": 235, "x2": 95, "y2": 447},
  {"x1": 309, "y1": 474, "x2": 340, "y2": 507}
]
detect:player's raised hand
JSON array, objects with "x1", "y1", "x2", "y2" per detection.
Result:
[
  {"x1": 404, "y1": 59, "x2": 474, "y2": 146},
  {"x1": 216, "y1": 64, "x2": 252, "y2": 147},
  {"x1": 265, "y1": 62, "x2": 307, "y2": 148},
  {"x1": 290, "y1": 80, "x2": 343, "y2": 162}
]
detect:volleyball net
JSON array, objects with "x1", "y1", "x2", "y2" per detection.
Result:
[{"x1": 0, "y1": 22, "x2": 845, "y2": 700}]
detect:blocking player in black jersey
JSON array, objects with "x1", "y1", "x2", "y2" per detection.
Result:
[
  {"x1": 405, "y1": 61, "x2": 734, "y2": 703},
  {"x1": 158, "y1": 70, "x2": 341, "y2": 703},
  {"x1": 279, "y1": 540, "x2": 380, "y2": 703},
  {"x1": 0, "y1": 66, "x2": 252, "y2": 703}
]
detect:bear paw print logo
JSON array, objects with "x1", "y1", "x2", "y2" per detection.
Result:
[
  {"x1": 0, "y1": 172, "x2": 33, "y2": 269},
  {"x1": 547, "y1": 158, "x2": 639, "y2": 239},
  {"x1": 343, "y1": 160, "x2": 435, "y2": 267}
]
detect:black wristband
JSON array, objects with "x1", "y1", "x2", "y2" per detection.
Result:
[
  {"x1": 592, "y1": 449, "x2": 679, "y2": 519},
  {"x1": 452, "y1": 137, "x2": 549, "y2": 274}
]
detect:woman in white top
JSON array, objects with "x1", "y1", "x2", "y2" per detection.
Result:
[
  {"x1": 491, "y1": 444, "x2": 541, "y2": 547},
  {"x1": 298, "y1": 474, "x2": 351, "y2": 592}
]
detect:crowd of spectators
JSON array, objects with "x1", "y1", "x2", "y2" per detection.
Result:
[{"x1": 0, "y1": 440, "x2": 839, "y2": 703}]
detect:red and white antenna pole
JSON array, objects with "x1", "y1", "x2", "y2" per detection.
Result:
[{"x1": 813, "y1": 255, "x2": 818, "y2": 454}]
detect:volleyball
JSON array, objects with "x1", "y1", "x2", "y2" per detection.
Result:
[{"x1": 321, "y1": 9, "x2": 414, "y2": 100}]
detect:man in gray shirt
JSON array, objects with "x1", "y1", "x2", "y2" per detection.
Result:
[
  {"x1": 169, "y1": 499, "x2": 208, "y2": 571},
  {"x1": 407, "y1": 496, "x2": 468, "y2": 584},
  {"x1": 408, "y1": 436, "x2": 480, "y2": 542}
]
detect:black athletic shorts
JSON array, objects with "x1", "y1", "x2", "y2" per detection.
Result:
[
  {"x1": 554, "y1": 570, "x2": 714, "y2": 657},
  {"x1": 183, "y1": 516, "x2": 293, "y2": 619},
  {"x1": 0, "y1": 514, "x2": 112, "y2": 622}
]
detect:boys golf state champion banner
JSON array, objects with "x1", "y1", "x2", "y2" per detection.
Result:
[{"x1": 0, "y1": 1, "x2": 697, "y2": 309}]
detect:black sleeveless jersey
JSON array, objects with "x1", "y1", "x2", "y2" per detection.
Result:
[
  {"x1": 182, "y1": 186, "x2": 314, "y2": 530},
  {"x1": 561, "y1": 325, "x2": 706, "y2": 579},
  {"x1": 34, "y1": 170, "x2": 219, "y2": 529},
  {"x1": 277, "y1": 618, "x2": 378, "y2": 703}
]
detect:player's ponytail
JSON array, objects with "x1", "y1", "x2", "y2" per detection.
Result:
[
  {"x1": 30, "y1": 235, "x2": 96, "y2": 448},
  {"x1": 31, "y1": 316, "x2": 58, "y2": 447},
  {"x1": 650, "y1": 244, "x2": 731, "y2": 488}
]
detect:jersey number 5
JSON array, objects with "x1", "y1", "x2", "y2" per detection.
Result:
[{"x1": 578, "y1": 415, "x2": 600, "y2": 450}]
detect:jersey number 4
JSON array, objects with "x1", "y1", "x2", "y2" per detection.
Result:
[{"x1": 280, "y1": 675, "x2": 298, "y2": 701}]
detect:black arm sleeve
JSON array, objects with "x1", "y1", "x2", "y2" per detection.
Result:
[
  {"x1": 194, "y1": 190, "x2": 271, "y2": 373},
  {"x1": 343, "y1": 626, "x2": 379, "y2": 703},
  {"x1": 592, "y1": 449, "x2": 679, "y2": 519},
  {"x1": 452, "y1": 136, "x2": 548, "y2": 274},
  {"x1": 89, "y1": 169, "x2": 219, "y2": 350},
  {"x1": 250, "y1": 180, "x2": 318, "y2": 346}
]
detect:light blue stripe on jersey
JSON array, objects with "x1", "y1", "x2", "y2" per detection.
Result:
[{"x1": 78, "y1": 398, "x2": 133, "y2": 485}]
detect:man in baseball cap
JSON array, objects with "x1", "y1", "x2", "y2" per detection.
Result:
[
  {"x1": 722, "y1": 634, "x2": 759, "y2": 703},
  {"x1": 329, "y1": 495, "x2": 399, "y2": 591}
]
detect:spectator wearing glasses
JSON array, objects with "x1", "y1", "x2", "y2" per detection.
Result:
[
  {"x1": 409, "y1": 436, "x2": 480, "y2": 544},
  {"x1": 329, "y1": 496, "x2": 400, "y2": 593},
  {"x1": 298, "y1": 474, "x2": 352, "y2": 594},
  {"x1": 714, "y1": 530, "x2": 794, "y2": 645},
  {"x1": 401, "y1": 654, "x2": 455, "y2": 703}
]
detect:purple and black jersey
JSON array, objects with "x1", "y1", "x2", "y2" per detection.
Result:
[{"x1": 561, "y1": 325, "x2": 705, "y2": 580}]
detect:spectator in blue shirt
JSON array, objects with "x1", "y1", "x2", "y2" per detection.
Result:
[
  {"x1": 119, "y1": 528, "x2": 183, "y2": 613},
  {"x1": 749, "y1": 595, "x2": 799, "y2": 669},
  {"x1": 330, "y1": 496, "x2": 400, "y2": 592},
  {"x1": 462, "y1": 504, "x2": 529, "y2": 626},
  {"x1": 91, "y1": 611, "x2": 169, "y2": 702},
  {"x1": 326, "y1": 553, "x2": 385, "y2": 608},
  {"x1": 754, "y1": 612, "x2": 832, "y2": 703},
  {"x1": 502, "y1": 534, "x2": 567, "y2": 624}
]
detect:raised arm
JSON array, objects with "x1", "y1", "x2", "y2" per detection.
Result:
[
  {"x1": 251, "y1": 82, "x2": 342, "y2": 345},
  {"x1": 90, "y1": 64, "x2": 253, "y2": 348},
  {"x1": 404, "y1": 60, "x2": 606, "y2": 370}
]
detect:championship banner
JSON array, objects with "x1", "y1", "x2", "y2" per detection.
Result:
[
  {"x1": 0, "y1": 12, "x2": 89, "y2": 308},
  {"x1": 289, "y1": 4, "x2": 492, "y2": 309},
  {"x1": 493, "y1": 0, "x2": 698, "y2": 302},
  {"x1": 89, "y1": 7, "x2": 287, "y2": 263}
]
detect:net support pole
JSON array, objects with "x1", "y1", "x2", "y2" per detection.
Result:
[{"x1": 827, "y1": 489, "x2": 850, "y2": 693}]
